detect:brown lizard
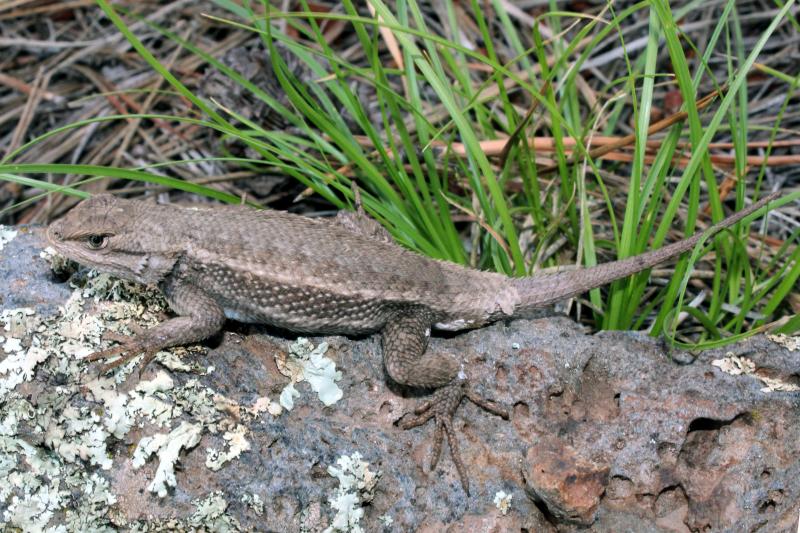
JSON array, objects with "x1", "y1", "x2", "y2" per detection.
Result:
[{"x1": 46, "y1": 191, "x2": 780, "y2": 493}]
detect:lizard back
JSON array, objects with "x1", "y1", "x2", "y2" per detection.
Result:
[{"x1": 151, "y1": 203, "x2": 515, "y2": 334}]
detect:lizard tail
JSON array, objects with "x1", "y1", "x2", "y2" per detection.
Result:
[{"x1": 514, "y1": 192, "x2": 781, "y2": 312}]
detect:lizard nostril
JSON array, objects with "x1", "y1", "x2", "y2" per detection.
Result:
[{"x1": 48, "y1": 222, "x2": 63, "y2": 241}]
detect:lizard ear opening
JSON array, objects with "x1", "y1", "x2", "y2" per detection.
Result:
[{"x1": 85, "y1": 234, "x2": 109, "y2": 250}]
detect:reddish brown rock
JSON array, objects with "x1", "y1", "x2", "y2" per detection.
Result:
[{"x1": 524, "y1": 436, "x2": 609, "y2": 525}]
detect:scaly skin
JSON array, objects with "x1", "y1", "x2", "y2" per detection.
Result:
[{"x1": 47, "y1": 191, "x2": 780, "y2": 493}]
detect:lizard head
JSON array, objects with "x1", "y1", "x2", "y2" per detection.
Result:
[{"x1": 47, "y1": 194, "x2": 179, "y2": 285}]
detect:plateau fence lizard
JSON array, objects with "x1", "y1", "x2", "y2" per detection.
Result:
[{"x1": 47, "y1": 191, "x2": 781, "y2": 493}]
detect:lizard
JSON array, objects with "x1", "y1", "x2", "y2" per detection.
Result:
[{"x1": 46, "y1": 191, "x2": 780, "y2": 494}]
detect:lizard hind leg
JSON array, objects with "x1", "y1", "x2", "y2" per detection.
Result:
[
  {"x1": 382, "y1": 308, "x2": 509, "y2": 494},
  {"x1": 382, "y1": 308, "x2": 458, "y2": 388}
]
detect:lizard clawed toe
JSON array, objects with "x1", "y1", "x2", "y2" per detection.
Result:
[
  {"x1": 84, "y1": 335, "x2": 160, "y2": 376},
  {"x1": 100, "y1": 330, "x2": 137, "y2": 345},
  {"x1": 397, "y1": 379, "x2": 509, "y2": 495},
  {"x1": 84, "y1": 343, "x2": 131, "y2": 363}
]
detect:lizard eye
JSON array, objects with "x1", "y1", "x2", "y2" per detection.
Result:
[{"x1": 86, "y1": 234, "x2": 108, "y2": 250}]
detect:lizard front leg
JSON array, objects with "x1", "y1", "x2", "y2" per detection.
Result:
[
  {"x1": 382, "y1": 308, "x2": 508, "y2": 494},
  {"x1": 88, "y1": 280, "x2": 225, "y2": 374}
]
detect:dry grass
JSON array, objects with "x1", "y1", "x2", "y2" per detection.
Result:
[{"x1": 0, "y1": 0, "x2": 797, "y2": 338}]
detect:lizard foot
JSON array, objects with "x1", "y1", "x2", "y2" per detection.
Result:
[
  {"x1": 84, "y1": 335, "x2": 159, "y2": 376},
  {"x1": 397, "y1": 379, "x2": 508, "y2": 495}
]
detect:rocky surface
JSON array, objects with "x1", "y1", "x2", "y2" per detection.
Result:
[{"x1": 1, "y1": 226, "x2": 799, "y2": 532}]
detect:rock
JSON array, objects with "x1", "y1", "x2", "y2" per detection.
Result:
[
  {"x1": 523, "y1": 436, "x2": 609, "y2": 525},
  {"x1": 0, "y1": 226, "x2": 71, "y2": 313},
  {"x1": 1, "y1": 226, "x2": 799, "y2": 531}
]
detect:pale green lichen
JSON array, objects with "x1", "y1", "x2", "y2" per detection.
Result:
[
  {"x1": 277, "y1": 338, "x2": 343, "y2": 410},
  {"x1": 152, "y1": 347, "x2": 205, "y2": 373},
  {"x1": 0, "y1": 260, "x2": 268, "y2": 529},
  {"x1": 0, "y1": 389, "x2": 118, "y2": 531},
  {"x1": 45, "y1": 405, "x2": 115, "y2": 470},
  {"x1": 62, "y1": 473, "x2": 118, "y2": 531},
  {"x1": 279, "y1": 382, "x2": 301, "y2": 410},
  {"x1": 0, "y1": 278, "x2": 159, "y2": 529},
  {"x1": 132, "y1": 421, "x2": 204, "y2": 497},
  {"x1": 323, "y1": 452, "x2": 381, "y2": 533},
  {"x1": 40, "y1": 246, "x2": 68, "y2": 273},
  {"x1": 0, "y1": 342, "x2": 49, "y2": 396},
  {"x1": 187, "y1": 492, "x2": 241, "y2": 532},
  {"x1": 2, "y1": 246, "x2": 364, "y2": 529},
  {"x1": 0, "y1": 307, "x2": 40, "y2": 398},
  {"x1": 240, "y1": 492, "x2": 264, "y2": 517},
  {"x1": 128, "y1": 491, "x2": 242, "y2": 532},
  {"x1": 2, "y1": 336, "x2": 24, "y2": 354}
]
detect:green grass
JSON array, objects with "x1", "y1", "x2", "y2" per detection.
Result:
[{"x1": 2, "y1": 0, "x2": 798, "y2": 343}]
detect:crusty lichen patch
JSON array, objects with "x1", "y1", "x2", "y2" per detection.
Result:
[
  {"x1": 712, "y1": 352, "x2": 800, "y2": 392},
  {"x1": 766, "y1": 333, "x2": 799, "y2": 352},
  {"x1": 0, "y1": 264, "x2": 270, "y2": 529},
  {"x1": 276, "y1": 337, "x2": 343, "y2": 410},
  {"x1": 206, "y1": 423, "x2": 250, "y2": 471},
  {"x1": 1, "y1": 297, "x2": 121, "y2": 529},
  {"x1": 127, "y1": 491, "x2": 241, "y2": 532},
  {"x1": 1, "y1": 247, "x2": 359, "y2": 529},
  {"x1": 323, "y1": 452, "x2": 381, "y2": 533},
  {"x1": 493, "y1": 490, "x2": 513, "y2": 515}
]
